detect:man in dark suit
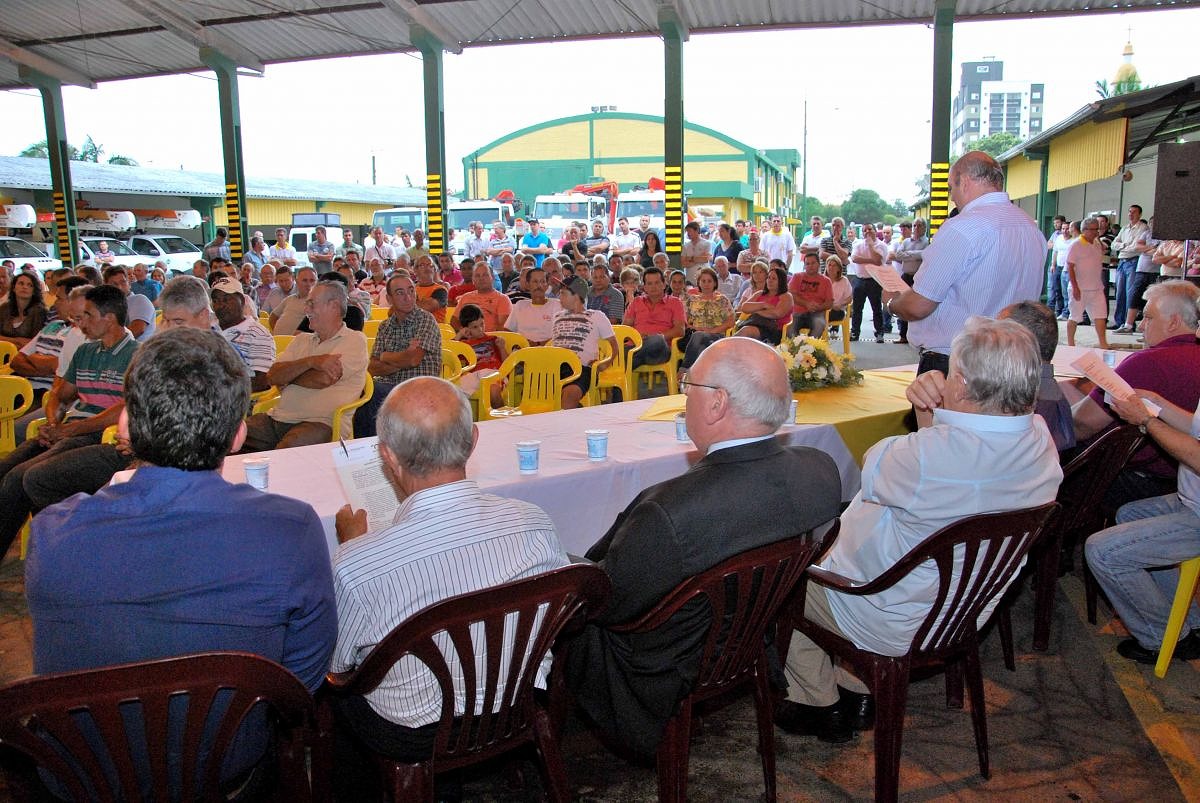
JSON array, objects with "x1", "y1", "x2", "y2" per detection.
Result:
[{"x1": 564, "y1": 336, "x2": 842, "y2": 757}]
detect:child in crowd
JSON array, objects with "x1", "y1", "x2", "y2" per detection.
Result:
[{"x1": 455, "y1": 303, "x2": 507, "y2": 407}]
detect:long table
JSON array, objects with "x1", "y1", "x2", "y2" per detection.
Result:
[{"x1": 222, "y1": 390, "x2": 909, "y2": 558}]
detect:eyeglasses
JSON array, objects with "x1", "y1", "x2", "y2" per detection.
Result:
[{"x1": 679, "y1": 378, "x2": 722, "y2": 394}]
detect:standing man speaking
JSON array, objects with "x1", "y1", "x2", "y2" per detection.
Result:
[{"x1": 882, "y1": 151, "x2": 1045, "y2": 375}]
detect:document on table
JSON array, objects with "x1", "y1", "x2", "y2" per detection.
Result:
[
  {"x1": 864, "y1": 263, "x2": 910, "y2": 294},
  {"x1": 1069, "y1": 351, "x2": 1162, "y2": 417},
  {"x1": 332, "y1": 438, "x2": 399, "y2": 532}
]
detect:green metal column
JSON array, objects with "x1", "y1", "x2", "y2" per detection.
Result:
[
  {"x1": 1033, "y1": 153, "x2": 1053, "y2": 232},
  {"x1": 414, "y1": 27, "x2": 447, "y2": 254},
  {"x1": 660, "y1": 6, "x2": 687, "y2": 265},
  {"x1": 22, "y1": 69, "x2": 78, "y2": 268},
  {"x1": 929, "y1": 0, "x2": 955, "y2": 235},
  {"x1": 200, "y1": 48, "x2": 247, "y2": 261}
]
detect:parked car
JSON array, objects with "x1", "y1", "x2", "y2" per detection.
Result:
[
  {"x1": 124, "y1": 234, "x2": 203, "y2": 276},
  {"x1": 78, "y1": 237, "x2": 144, "y2": 270},
  {"x1": 0, "y1": 235, "x2": 63, "y2": 277}
]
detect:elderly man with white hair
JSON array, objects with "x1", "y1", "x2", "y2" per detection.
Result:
[
  {"x1": 564, "y1": 336, "x2": 842, "y2": 757},
  {"x1": 778, "y1": 317, "x2": 1062, "y2": 743}
]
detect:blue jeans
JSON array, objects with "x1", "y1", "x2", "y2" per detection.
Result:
[
  {"x1": 1047, "y1": 266, "x2": 1065, "y2": 314},
  {"x1": 1059, "y1": 266, "x2": 1070, "y2": 309},
  {"x1": 1085, "y1": 493, "x2": 1200, "y2": 648},
  {"x1": 1111, "y1": 258, "x2": 1137, "y2": 327}
]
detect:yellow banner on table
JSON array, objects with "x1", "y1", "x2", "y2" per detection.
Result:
[{"x1": 637, "y1": 370, "x2": 915, "y2": 464}]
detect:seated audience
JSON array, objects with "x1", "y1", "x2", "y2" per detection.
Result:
[
  {"x1": 998, "y1": 300, "x2": 1075, "y2": 452},
  {"x1": 0, "y1": 271, "x2": 48, "y2": 347},
  {"x1": 451, "y1": 262, "x2": 512, "y2": 331},
  {"x1": 413, "y1": 255, "x2": 450, "y2": 316},
  {"x1": 353, "y1": 274, "x2": 442, "y2": 439},
  {"x1": 735, "y1": 262, "x2": 793, "y2": 345},
  {"x1": 1070, "y1": 280, "x2": 1200, "y2": 511},
  {"x1": 26, "y1": 327, "x2": 336, "y2": 785},
  {"x1": 551, "y1": 277, "x2": 617, "y2": 409},
  {"x1": 825, "y1": 256, "x2": 852, "y2": 336},
  {"x1": 243, "y1": 281, "x2": 368, "y2": 451},
  {"x1": 587, "y1": 261, "x2": 625, "y2": 324},
  {"x1": 270, "y1": 266, "x2": 318, "y2": 335},
  {"x1": 8, "y1": 276, "x2": 88, "y2": 409},
  {"x1": 564, "y1": 337, "x2": 841, "y2": 756},
  {"x1": 506, "y1": 267, "x2": 562, "y2": 346},
  {"x1": 261, "y1": 264, "x2": 295, "y2": 315},
  {"x1": 1086, "y1": 385, "x2": 1200, "y2": 664},
  {"x1": 681, "y1": 266, "x2": 735, "y2": 370},
  {"x1": 330, "y1": 376, "x2": 568, "y2": 800},
  {"x1": 787, "y1": 252, "x2": 834, "y2": 338},
  {"x1": 298, "y1": 272, "x2": 366, "y2": 332},
  {"x1": 713, "y1": 256, "x2": 743, "y2": 304},
  {"x1": 622, "y1": 267, "x2": 685, "y2": 368},
  {"x1": 0, "y1": 285, "x2": 135, "y2": 559},
  {"x1": 782, "y1": 318, "x2": 1062, "y2": 742}
]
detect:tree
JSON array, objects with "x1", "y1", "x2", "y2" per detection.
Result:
[
  {"x1": 16, "y1": 134, "x2": 136, "y2": 165},
  {"x1": 840, "y1": 188, "x2": 890, "y2": 226},
  {"x1": 77, "y1": 135, "x2": 103, "y2": 163},
  {"x1": 968, "y1": 131, "x2": 1020, "y2": 158},
  {"x1": 18, "y1": 139, "x2": 80, "y2": 161},
  {"x1": 107, "y1": 155, "x2": 139, "y2": 166}
]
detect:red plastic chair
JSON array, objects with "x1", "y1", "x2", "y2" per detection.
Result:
[
  {"x1": 0, "y1": 652, "x2": 316, "y2": 802},
  {"x1": 791, "y1": 503, "x2": 1058, "y2": 803},
  {"x1": 321, "y1": 564, "x2": 610, "y2": 802},
  {"x1": 609, "y1": 526, "x2": 838, "y2": 803}
]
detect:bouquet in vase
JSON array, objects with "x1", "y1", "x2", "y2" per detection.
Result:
[{"x1": 777, "y1": 335, "x2": 863, "y2": 392}]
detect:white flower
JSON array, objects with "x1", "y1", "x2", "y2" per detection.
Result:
[{"x1": 815, "y1": 366, "x2": 827, "y2": 379}]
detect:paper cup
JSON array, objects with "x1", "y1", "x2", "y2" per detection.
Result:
[
  {"x1": 586, "y1": 429, "x2": 609, "y2": 461},
  {"x1": 674, "y1": 412, "x2": 689, "y2": 442},
  {"x1": 516, "y1": 440, "x2": 541, "y2": 474},
  {"x1": 789, "y1": 398, "x2": 799, "y2": 424},
  {"x1": 243, "y1": 457, "x2": 270, "y2": 490}
]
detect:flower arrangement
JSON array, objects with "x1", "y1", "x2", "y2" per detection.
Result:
[{"x1": 777, "y1": 335, "x2": 864, "y2": 392}]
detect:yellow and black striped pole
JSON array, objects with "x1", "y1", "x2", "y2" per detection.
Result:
[
  {"x1": 929, "y1": 162, "x2": 950, "y2": 234},
  {"x1": 414, "y1": 28, "x2": 448, "y2": 253},
  {"x1": 661, "y1": 6, "x2": 687, "y2": 265},
  {"x1": 426, "y1": 174, "x2": 444, "y2": 253},
  {"x1": 202, "y1": 48, "x2": 248, "y2": 261},
  {"x1": 25, "y1": 71, "x2": 79, "y2": 268},
  {"x1": 664, "y1": 166, "x2": 683, "y2": 255},
  {"x1": 928, "y1": 0, "x2": 955, "y2": 236}
]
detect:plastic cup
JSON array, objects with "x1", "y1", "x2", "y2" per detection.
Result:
[
  {"x1": 243, "y1": 457, "x2": 270, "y2": 490},
  {"x1": 674, "y1": 412, "x2": 689, "y2": 442},
  {"x1": 586, "y1": 429, "x2": 609, "y2": 461},
  {"x1": 1103, "y1": 350, "x2": 1117, "y2": 367},
  {"x1": 516, "y1": 440, "x2": 541, "y2": 474},
  {"x1": 789, "y1": 398, "x2": 799, "y2": 424}
]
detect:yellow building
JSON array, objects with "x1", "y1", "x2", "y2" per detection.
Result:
[{"x1": 462, "y1": 112, "x2": 801, "y2": 225}]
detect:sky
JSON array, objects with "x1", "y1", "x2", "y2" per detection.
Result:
[{"x1": 0, "y1": 6, "x2": 1196, "y2": 208}]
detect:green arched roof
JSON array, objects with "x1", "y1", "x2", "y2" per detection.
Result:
[{"x1": 464, "y1": 111, "x2": 758, "y2": 163}]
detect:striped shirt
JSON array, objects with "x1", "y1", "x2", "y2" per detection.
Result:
[
  {"x1": 910, "y1": 192, "x2": 1045, "y2": 354},
  {"x1": 331, "y1": 480, "x2": 568, "y2": 727},
  {"x1": 63, "y1": 331, "x2": 137, "y2": 419},
  {"x1": 19, "y1": 320, "x2": 76, "y2": 390},
  {"x1": 222, "y1": 316, "x2": 276, "y2": 375}
]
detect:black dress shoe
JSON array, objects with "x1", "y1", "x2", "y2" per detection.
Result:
[
  {"x1": 838, "y1": 687, "x2": 874, "y2": 731},
  {"x1": 774, "y1": 700, "x2": 853, "y2": 743},
  {"x1": 1116, "y1": 630, "x2": 1200, "y2": 665}
]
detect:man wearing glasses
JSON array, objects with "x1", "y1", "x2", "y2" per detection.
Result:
[
  {"x1": 354, "y1": 274, "x2": 443, "y2": 439},
  {"x1": 564, "y1": 336, "x2": 841, "y2": 757},
  {"x1": 242, "y1": 281, "x2": 368, "y2": 451},
  {"x1": 1066, "y1": 217, "x2": 1109, "y2": 349}
]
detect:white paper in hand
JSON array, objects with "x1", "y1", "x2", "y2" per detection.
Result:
[
  {"x1": 864, "y1": 263, "x2": 910, "y2": 294},
  {"x1": 331, "y1": 437, "x2": 399, "y2": 532},
  {"x1": 1071, "y1": 351, "x2": 1163, "y2": 417}
]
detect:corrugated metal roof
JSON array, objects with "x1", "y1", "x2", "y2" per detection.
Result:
[
  {"x1": 0, "y1": 155, "x2": 427, "y2": 205},
  {"x1": 997, "y1": 74, "x2": 1200, "y2": 164},
  {"x1": 3, "y1": 0, "x2": 1197, "y2": 89}
]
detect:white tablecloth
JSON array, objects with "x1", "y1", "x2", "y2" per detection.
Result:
[{"x1": 222, "y1": 398, "x2": 861, "y2": 558}]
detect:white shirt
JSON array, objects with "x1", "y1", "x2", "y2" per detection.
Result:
[
  {"x1": 825, "y1": 408, "x2": 1061, "y2": 657},
  {"x1": 849, "y1": 239, "x2": 888, "y2": 279},
  {"x1": 909, "y1": 192, "x2": 1045, "y2": 354},
  {"x1": 550, "y1": 308, "x2": 614, "y2": 365},
  {"x1": 222, "y1": 316, "x2": 276, "y2": 375},
  {"x1": 505, "y1": 298, "x2": 563, "y2": 344},
  {"x1": 800, "y1": 231, "x2": 824, "y2": 253},
  {"x1": 761, "y1": 228, "x2": 796, "y2": 263},
  {"x1": 1179, "y1": 405, "x2": 1200, "y2": 516},
  {"x1": 611, "y1": 232, "x2": 642, "y2": 255},
  {"x1": 125, "y1": 292, "x2": 156, "y2": 342},
  {"x1": 331, "y1": 480, "x2": 568, "y2": 726},
  {"x1": 1067, "y1": 237, "x2": 1105, "y2": 291}
]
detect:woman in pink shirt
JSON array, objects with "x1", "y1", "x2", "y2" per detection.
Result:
[{"x1": 734, "y1": 262, "x2": 793, "y2": 345}]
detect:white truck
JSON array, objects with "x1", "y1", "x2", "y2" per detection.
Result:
[
  {"x1": 533, "y1": 192, "x2": 610, "y2": 243},
  {"x1": 367, "y1": 207, "x2": 427, "y2": 249},
  {"x1": 446, "y1": 199, "x2": 515, "y2": 256},
  {"x1": 615, "y1": 188, "x2": 667, "y2": 237}
]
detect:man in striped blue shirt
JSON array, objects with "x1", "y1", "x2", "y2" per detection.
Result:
[
  {"x1": 883, "y1": 151, "x2": 1046, "y2": 376},
  {"x1": 329, "y1": 376, "x2": 568, "y2": 798}
]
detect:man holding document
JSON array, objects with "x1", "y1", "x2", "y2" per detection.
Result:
[{"x1": 880, "y1": 151, "x2": 1045, "y2": 375}]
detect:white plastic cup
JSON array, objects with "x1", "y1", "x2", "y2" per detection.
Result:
[
  {"x1": 243, "y1": 457, "x2": 270, "y2": 490},
  {"x1": 1103, "y1": 350, "x2": 1117, "y2": 367},
  {"x1": 516, "y1": 440, "x2": 541, "y2": 474},
  {"x1": 674, "y1": 412, "x2": 689, "y2": 442},
  {"x1": 586, "y1": 429, "x2": 609, "y2": 461},
  {"x1": 789, "y1": 398, "x2": 799, "y2": 424}
]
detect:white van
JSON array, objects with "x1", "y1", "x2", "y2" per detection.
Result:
[
  {"x1": 124, "y1": 234, "x2": 203, "y2": 276},
  {"x1": 78, "y1": 237, "x2": 144, "y2": 270}
]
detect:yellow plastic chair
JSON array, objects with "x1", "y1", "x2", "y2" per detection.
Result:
[
  {"x1": 443, "y1": 306, "x2": 455, "y2": 324},
  {"x1": 588, "y1": 327, "x2": 642, "y2": 406},
  {"x1": 439, "y1": 323, "x2": 455, "y2": 341},
  {"x1": 362, "y1": 319, "x2": 382, "y2": 338},
  {"x1": 630, "y1": 335, "x2": 683, "y2": 399},
  {"x1": 273, "y1": 334, "x2": 294, "y2": 356},
  {"x1": 370, "y1": 306, "x2": 389, "y2": 320},
  {"x1": 249, "y1": 387, "x2": 280, "y2": 415},
  {"x1": 0, "y1": 375, "x2": 34, "y2": 456},
  {"x1": 826, "y1": 300, "x2": 853, "y2": 356},
  {"x1": 330, "y1": 374, "x2": 374, "y2": 440},
  {"x1": 366, "y1": 336, "x2": 376, "y2": 355},
  {"x1": 0, "y1": 341, "x2": 17, "y2": 375},
  {"x1": 101, "y1": 424, "x2": 119, "y2": 444},
  {"x1": 1155, "y1": 555, "x2": 1200, "y2": 678},
  {"x1": 443, "y1": 340, "x2": 478, "y2": 373},
  {"x1": 477, "y1": 347, "x2": 581, "y2": 421},
  {"x1": 488, "y1": 331, "x2": 529, "y2": 354}
]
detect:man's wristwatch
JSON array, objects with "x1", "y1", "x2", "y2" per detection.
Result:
[
  {"x1": 1138, "y1": 409, "x2": 1160, "y2": 435},
  {"x1": 885, "y1": 296, "x2": 895, "y2": 314}
]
